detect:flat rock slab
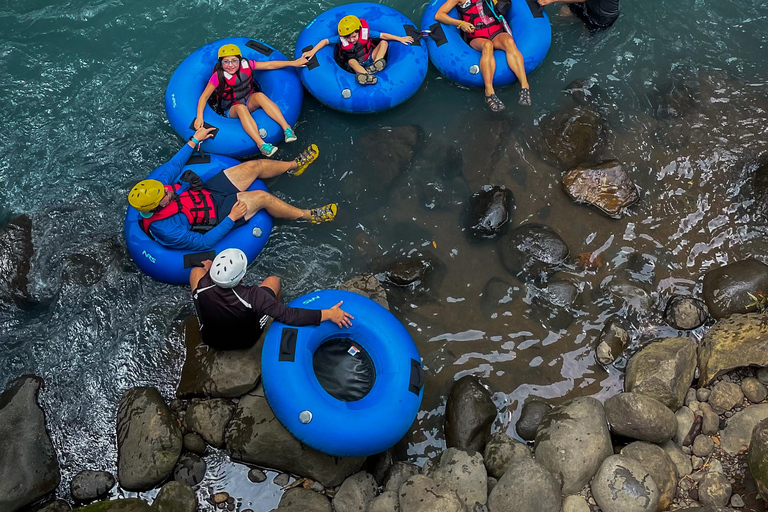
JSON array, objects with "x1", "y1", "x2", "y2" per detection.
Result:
[
  {"x1": 720, "y1": 404, "x2": 768, "y2": 455},
  {"x1": 698, "y1": 313, "x2": 768, "y2": 386},
  {"x1": 337, "y1": 274, "x2": 389, "y2": 310},
  {"x1": 562, "y1": 160, "x2": 639, "y2": 218},
  {"x1": 625, "y1": 337, "x2": 697, "y2": 410}
]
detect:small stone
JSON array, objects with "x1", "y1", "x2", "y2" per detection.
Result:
[
  {"x1": 226, "y1": 497, "x2": 234, "y2": 505},
  {"x1": 757, "y1": 367, "x2": 768, "y2": 386},
  {"x1": 310, "y1": 481, "x2": 324, "y2": 492},
  {"x1": 709, "y1": 381, "x2": 744, "y2": 414},
  {"x1": 247, "y1": 468, "x2": 267, "y2": 483},
  {"x1": 516, "y1": 400, "x2": 551, "y2": 441},
  {"x1": 273, "y1": 473, "x2": 290, "y2": 487},
  {"x1": 697, "y1": 388, "x2": 712, "y2": 402},
  {"x1": 685, "y1": 388, "x2": 698, "y2": 406},
  {"x1": 227, "y1": 503, "x2": 234, "y2": 511},
  {"x1": 725, "y1": 411, "x2": 734, "y2": 418},
  {"x1": 213, "y1": 492, "x2": 229, "y2": 504},
  {"x1": 688, "y1": 487, "x2": 699, "y2": 501},
  {"x1": 699, "y1": 402, "x2": 720, "y2": 436},
  {"x1": 742, "y1": 377, "x2": 768, "y2": 403},
  {"x1": 707, "y1": 459, "x2": 724, "y2": 474},
  {"x1": 183, "y1": 433, "x2": 206, "y2": 455},
  {"x1": 674, "y1": 406, "x2": 696, "y2": 445},
  {"x1": 69, "y1": 470, "x2": 116, "y2": 502},
  {"x1": 692, "y1": 435, "x2": 715, "y2": 457},
  {"x1": 692, "y1": 456, "x2": 704, "y2": 470},
  {"x1": 173, "y1": 453, "x2": 206, "y2": 487},
  {"x1": 731, "y1": 493, "x2": 745, "y2": 508},
  {"x1": 562, "y1": 494, "x2": 590, "y2": 512}
]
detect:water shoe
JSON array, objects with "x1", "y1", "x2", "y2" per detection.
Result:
[
  {"x1": 485, "y1": 94, "x2": 505, "y2": 112},
  {"x1": 310, "y1": 203, "x2": 338, "y2": 224},
  {"x1": 260, "y1": 143, "x2": 278, "y2": 157},
  {"x1": 284, "y1": 127, "x2": 297, "y2": 143},
  {"x1": 519, "y1": 88, "x2": 532, "y2": 106},
  {"x1": 365, "y1": 59, "x2": 386, "y2": 73},
  {"x1": 290, "y1": 144, "x2": 319, "y2": 177},
  {"x1": 356, "y1": 72, "x2": 378, "y2": 85}
]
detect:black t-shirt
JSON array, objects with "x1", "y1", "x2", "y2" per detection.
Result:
[
  {"x1": 192, "y1": 273, "x2": 322, "y2": 350},
  {"x1": 585, "y1": 0, "x2": 619, "y2": 26}
]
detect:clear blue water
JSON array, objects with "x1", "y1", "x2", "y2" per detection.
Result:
[{"x1": 1, "y1": 0, "x2": 768, "y2": 509}]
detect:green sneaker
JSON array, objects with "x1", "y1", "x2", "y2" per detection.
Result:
[
  {"x1": 290, "y1": 144, "x2": 319, "y2": 177},
  {"x1": 260, "y1": 143, "x2": 278, "y2": 157},
  {"x1": 284, "y1": 127, "x2": 297, "y2": 143}
]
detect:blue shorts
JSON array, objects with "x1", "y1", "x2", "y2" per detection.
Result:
[
  {"x1": 360, "y1": 57, "x2": 374, "y2": 69},
  {"x1": 203, "y1": 171, "x2": 247, "y2": 227}
]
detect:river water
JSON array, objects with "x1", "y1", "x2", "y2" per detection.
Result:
[{"x1": 1, "y1": 0, "x2": 768, "y2": 509}]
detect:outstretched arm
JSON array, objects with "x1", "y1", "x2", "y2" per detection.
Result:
[
  {"x1": 253, "y1": 58, "x2": 308, "y2": 70},
  {"x1": 301, "y1": 39, "x2": 330, "y2": 61},
  {"x1": 378, "y1": 32, "x2": 414, "y2": 45},
  {"x1": 194, "y1": 83, "x2": 216, "y2": 130}
]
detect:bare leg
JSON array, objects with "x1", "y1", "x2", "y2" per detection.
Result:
[
  {"x1": 494, "y1": 33, "x2": 529, "y2": 89},
  {"x1": 236, "y1": 189, "x2": 311, "y2": 221},
  {"x1": 248, "y1": 92, "x2": 290, "y2": 130},
  {"x1": 229, "y1": 103, "x2": 265, "y2": 147},
  {"x1": 259, "y1": 276, "x2": 283, "y2": 301},
  {"x1": 371, "y1": 40, "x2": 388, "y2": 61},
  {"x1": 470, "y1": 38, "x2": 496, "y2": 97},
  {"x1": 347, "y1": 59, "x2": 367, "y2": 74},
  {"x1": 223, "y1": 159, "x2": 298, "y2": 191}
]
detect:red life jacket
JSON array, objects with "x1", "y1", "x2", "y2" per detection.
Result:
[
  {"x1": 214, "y1": 59, "x2": 259, "y2": 111},
  {"x1": 337, "y1": 19, "x2": 376, "y2": 64},
  {"x1": 457, "y1": 0, "x2": 504, "y2": 40},
  {"x1": 139, "y1": 184, "x2": 217, "y2": 236}
]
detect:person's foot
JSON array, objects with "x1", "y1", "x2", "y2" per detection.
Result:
[
  {"x1": 365, "y1": 59, "x2": 386, "y2": 73},
  {"x1": 309, "y1": 203, "x2": 338, "y2": 223},
  {"x1": 485, "y1": 93, "x2": 505, "y2": 112},
  {"x1": 260, "y1": 143, "x2": 278, "y2": 157},
  {"x1": 290, "y1": 144, "x2": 319, "y2": 177},
  {"x1": 519, "y1": 88, "x2": 532, "y2": 106},
  {"x1": 284, "y1": 127, "x2": 297, "y2": 143},
  {"x1": 356, "y1": 72, "x2": 378, "y2": 85}
]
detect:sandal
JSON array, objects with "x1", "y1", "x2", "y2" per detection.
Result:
[
  {"x1": 260, "y1": 143, "x2": 278, "y2": 157},
  {"x1": 290, "y1": 144, "x2": 319, "y2": 177},
  {"x1": 519, "y1": 88, "x2": 532, "y2": 106},
  {"x1": 309, "y1": 203, "x2": 338, "y2": 224},
  {"x1": 356, "y1": 72, "x2": 378, "y2": 85},
  {"x1": 485, "y1": 94, "x2": 505, "y2": 112},
  {"x1": 365, "y1": 59, "x2": 386, "y2": 73}
]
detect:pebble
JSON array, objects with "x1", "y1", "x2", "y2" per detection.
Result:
[
  {"x1": 685, "y1": 388, "x2": 698, "y2": 406},
  {"x1": 697, "y1": 388, "x2": 712, "y2": 402},
  {"x1": 693, "y1": 435, "x2": 715, "y2": 457},
  {"x1": 310, "y1": 481, "x2": 324, "y2": 492},
  {"x1": 273, "y1": 473, "x2": 290, "y2": 487},
  {"x1": 731, "y1": 494, "x2": 745, "y2": 508},
  {"x1": 183, "y1": 433, "x2": 207, "y2": 455},
  {"x1": 709, "y1": 381, "x2": 744, "y2": 414},
  {"x1": 692, "y1": 456, "x2": 704, "y2": 470},
  {"x1": 725, "y1": 411, "x2": 734, "y2": 418},
  {"x1": 757, "y1": 367, "x2": 768, "y2": 386},
  {"x1": 741, "y1": 377, "x2": 768, "y2": 403},
  {"x1": 213, "y1": 492, "x2": 229, "y2": 504},
  {"x1": 708, "y1": 459, "x2": 724, "y2": 475},
  {"x1": 681, "y1": 445, "x2": 692, "y2": 455},
  {"x1": 688, "y1": 487, "x2": 698, "y2": 501},
  {"x1": 247, "y1": 469, "x2": 267, "y2": 483}
]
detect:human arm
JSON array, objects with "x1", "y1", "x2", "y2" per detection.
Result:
[
  {"x1": 194, "y1": 83, "x2": 217, "y2": 129},
  {"x1": 189, "y1": 260, "x2": 212, "y2": 289},
  {"x1": 320, "y1": 301, "x2": 353, "y2": 328},
  {"x1": 435, "y1": 0, "x2": 476, "y2": 33},
  {"x1": 152, "y1": 126, "x2": 217, "y2": 184},
  {"x1": 538, "y1": 0, "x2": 584, "y2": 5},
  {"x1": 301, "y1": 39, "x2": 330, "y2": 61},
  {"x1": 377, "y1": 32, "x2": 414, "y2": 45},
  {"x1": 252, "y1": 58, "x2": 308, "y2": 70},
  {"x1": 150, "y1": 215, "x2": 236, "y2": 251}
]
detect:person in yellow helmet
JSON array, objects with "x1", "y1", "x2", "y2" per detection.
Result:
[
  {"x1": 194, "y1": 43, "x2": 307, "y2": 157},
  {"x1": 301, "y1": 15, "x2": 414, "y2": 85},
  {"x1": 127, "y1": 126, "x2": 337, "y2": 251}
]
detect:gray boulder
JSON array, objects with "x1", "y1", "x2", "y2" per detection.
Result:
[
  {"x1": 483, "y1": 432, "x2": 531, "y2": 478},
  {"x1": 338, "y1": 274, "x2": 389, "y2": 310},
  {"x1": 534, "y1": 397, "x2": 612, "y2": 494},
  {"x1": 152, "y1": 481, "x2": 197, "y2": 512},
  {"x1": 272, "y1": 487, "x2": 332, "y2": 512},
  {"x1": 0, "y1": 214, "x2": 34, "y2": 304},
  {"x1": 369, "y1": 491, "x2": 400, "y2": 512},
  {"x1": 498, "y1": 224, "x2": 569, "y2": 282},
  {"x1": 70, "y1": 470, "x2": 115, "y2": 503},
  {"x1": 698, "y1": 313, "x2": 768, "y2": 385},
  {"x1": 708, "y1": 381, "x2": 744, "y2": 413},
  {"x1": 0, "y1": 376, "x2": 60, "y2": 512},
  {"x1": 702, "y1": 259, "x2": 768, "y2": 319},
  {"x1": 116, "y1": 387, "x2": 182, "y2": 491},
  {"x1": 398, "y1": 475, "x2": 465, "y2": 512},
  {"x1": 184, "y1": 398, "x2": 235, "y2": 448},
  {"x1": 467, "y1": 186, "x2": 513, "y2": 239},
  {"x1": 172, "y1": 453, "x2": 206, "y2": 487},
  {"x1": 720, "y1": 403, "x2": 768, "y2": 455},
  {"x1": 561, "y1": 160, "x2": 639, "y2": 218},
  {"x1": 604, "y1": 392, "x2": 677, "y2": 442},
  {"x1": 384, "y1": 462, "x2": 421, "y2": 493},
  {"x1": 620, "y1": 441, "x2": 678, "y2": 511},
  {"x1": 487, "y1": 458, "x2": 561, "y2": 512},
  {"x1": 445, "y1": 376, "x2": 497, "y2": 452},
  {"x1": 225, "y1": 386, "x2": 365, "y2": 487},
  {"x1": 333, "y1": 471, "x2": 378, "y2": 512},
  {"x1": 591, "y1": 455, "x2": 659, "y2": 512},
  {"x1": 625, "y1": 337, "x2": 698, "y2": 410},
  {"x1": 748, "y1": 417, "x2": 768, "y2": 499},
  {"x1": 515, "y1": 400, "x2": 551, "y2": 441},
  {"x1": 428, "y1": 448, "x2": 487, "y2": 507},
  {"x1": 698, "y1": 472, "x2": 732, "y2": 508},
  {"x1": 664, "y1": 296, "x2": 708, "y2": 330}
]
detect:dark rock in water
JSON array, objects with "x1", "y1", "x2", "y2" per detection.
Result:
[
  {"x1": 604, "y1": 392, "x2": 677, "y2": 443},
  {"x1": 749, "y1": 417, "x2": 768, "y2": 500},
  {"x1": 386, "y1": 259, "x2": 427, "y2": 287},
  {"x1": 607, "y1": 277, "x2": 654, "y2": 313},
  {"x1": 72, "y1": 498, "x2": 152, "y2": 511},
  {"x1": 153, "y1": 481, "x2": 197, "y2": 512},
  {"x1": 702, "y1": 259, "x2": 768, "y2": 319},
  {"x1": 595, "y1": 317, "x2": 629, "y2": 366},
  {"x1": 531, "y1": 280, "x2": 579, "y2": 330},
  {"x1": 38, "y1": 500, "x2": 72, "y2": 512},
  {"x1": 655, "y1": 77, "x2": 699, "y2": 119},
  {"x1": 487, "y1": 457, "x2": 562, "y2": 512},
  {"x1": 411, "y1": 138, "x2": 468, "y2": 211},
  {"x1": 364, "y1": 449, "x2": 395, "y2": 485},
  {"x1": 536, "y1": 106, "x2": 606, "y2": 169},
  {"x1": 62, "y1": 237, "x2": 125, "y2": 287},
  {"x1": 0, "y1": 376, "x2": 60, "y2": 512},
  {"x1": 377, "y1": 252, "x2": 446, "y2": 300},
  {"x1": 479, "y1": 277, "x2": 517, "y2": 318},
  {"x1": 70, "y1": 470, "x2": 115, "y2": 502},
  {"x1": 498, "y1": 224, "x2": 569, "y2": 282},
  {"x1": 225, "y1": 385, "x2": 365, "y2": 487},
  {"x1": 173, "y1": 453, "x2": 206, "y2": 487},
  {"x1": 248, "y1": 468, "x2": 267, "y2": 483},
  {"x1": 338, "y1": 273, "x2": 389, "y2": 310},
  {"x1": 273, "y1": 487, "x2": 332, "y2": 512},
  {"x1": 562, "y1": 160, "x2": 639, "y2": 218},
  {"x1": 563, "y1": 78, "x2": 606, "y2": 105},
  {"x1": 467, "y1": 185, "x2": 514, "y2": 239},
  {"x1": 461, "y1": 118, "x2": 512, "y2": 190},
  {"x1": 625, "y1": 337, "x2": 697, "y2": 409},
  {"x1": 0, "y1": 214, "x2": 34, "y2": 304},
  {"x1": 184, "y1": 398, "x2": 235, "y2": 448},
  {"x1": 515, "y1": 399, "x2": 551, "y2": 442},
  {"x1": 177, "y1": 316, "x2": 262, "y2": 398},
  {"x1": 182, "y1": 433, "x2": 206, "y2": 455},
  {"x1": 117, "y1": 387, "x2": 182, "y2": 491},
  {"x1": 698, "y1": 313, "x2": 768, "y2": 386},
  {"x1": 753, "y1": 159, "x2": 768, "y2": 206},
  {"x1": 444, "y1": 376, "x2": 497, "y2": 452},
  {"x1": 665, "y1": 295, "x2": 708, "y2": 330}
]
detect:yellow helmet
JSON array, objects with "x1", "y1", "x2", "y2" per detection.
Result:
[
  {"x1": 338, "y1": 15, "x2": 362, "y2": 37},
  {"x1": 218, "y1": 44, "x2": 241, "y2": 59},
  {"x1": 128, "y1": 180, "x2": 165, "y2": 212}
]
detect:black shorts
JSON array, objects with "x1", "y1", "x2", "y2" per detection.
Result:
[
  {"x1": 569, "y1": 3, "x2": 615, "y2": 30},
  {"x1": 203, "y1": 171, "x2": 246, "y2": 227}
]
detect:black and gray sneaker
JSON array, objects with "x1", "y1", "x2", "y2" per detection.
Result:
[{"x1": 519, "y1": 88, "x2": 532, "y2": 106}]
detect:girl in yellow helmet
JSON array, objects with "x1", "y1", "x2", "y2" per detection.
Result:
[{"x1": 194, "y1": 44, "x2": 306, "y2": 157}]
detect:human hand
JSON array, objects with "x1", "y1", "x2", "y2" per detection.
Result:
[
  {"x1": 194, "y1": 117, "x2": 204, "y2": 130},
  {"x1": 227, "y1": 200, "x2": 248, "y2": 221},
  {"x1": 193, "y1": 126, "x2": 216, "y2": 142},
  {"x1": 400, "y1": 36, "x2": 414, "y2": 45},
  {"x1": 460, "y1": 22, "x2": 475, "y2": 33},
  {"x1": 326, "y1": 301, "x2": 353, "y2": 328},
  {"x1": 202, "y1": 259, "x2": 213, "y2": 272},
  {"x1": 292, "y1": 57, "x2": 307, "y2": 67},
  {"x1": 538, "y1": 0, "x2": 554, "y2": 6},
  {"x1": 301, "y1": 51, "x2": 314, "y2": 61}
]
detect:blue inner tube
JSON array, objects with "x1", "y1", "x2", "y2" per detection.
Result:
[
  {"x1": 262, "y1": 290, "x2": 424, "y2": 457},
  {"x1": 165, "y1": 37, "x2": 303, "y2": 157},
  {"x1": 124, "y1": 153, "x2": 273, "y2": 284},
  {"x1": 295, "y1": 3, "x2": 428, "y2": 114},
  {"x1": 420, "y1": 0, "x2": 551, "y2": 88}
]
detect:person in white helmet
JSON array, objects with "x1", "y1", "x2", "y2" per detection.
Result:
[{"x1": 190, "y1": 248, "x2": 352, "y2": 350}]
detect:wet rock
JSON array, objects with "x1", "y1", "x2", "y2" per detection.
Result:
[
  {"x1": 699, "y1": 472, "x2": 732, "y2": 508},
  {"x1": 398, "y1": 474, "x2": 464, "y2": 512},
  {"x1": 562, "y1": 495, "x2": 590, "y2": 512},
  {"x1": 428, "y1": 448, "x2": 487, "y2": 507},
  {"x1": 748, "y1": 417, "x2": 768, "y2": 499},
  {"x1": 0, "y1": 214, "x2": 34, "y2": 304},
  {"x1": 338, "y1": 273, "x2": 389, "y2": 310},
  {"x1": 248, "y1": 468, "x2": 267, "y2": 483},
  {"x1": 444, "y1": 376, "x2": 497, "y2": 452},
  {"x1": 461, "y1": 119, "x2": 511, "y2": 189},
  {"x1": 273, "y1": 473, "x2": 290, "y2": 487},
  {"x1": 334, "y1": 471, "x2": 378, "y2": 512},
  {"x1": 0, "y1": 376, "x2": 60, "y2": 512},
  {"x1": 591, "y1": 455, "x2": 659, "y2": 512},
  {"x1": 708, "y1": 381, "x2": 744, "y2": 413},
  {"x1": 515, "y1": 399, "x2": 551, "y2": 441},
  {"x1": 498, "y1": 224, "x2": 569, "y2": 282},
  {"x1": 536, "y1": 106, "x2": 606, "y2": 169},
  {"x1": 172, "y1": 453, "x2": 206, "y2": 487},
  {"x1": 72, "y1": 498, "x2": 152, "y2": 511},
  {"x1": 479, "y1": 277, "x2": 517, "y2": 319},
  {"x1": 184, "y1": 398, "x2": 235, "y2": 448},
  {"x1": 177, "y1": 316, "x2": 262, "y2": 398},
  {"x1": 692, "y1": 434, "x2": 714, "y2": 457},
  {"x1": 625, "y1": 337, "x2": 698, "y2": 410},
  {"x1": 225, "y1": 386, "x2": 365, "y2": 487},
  {"x1": 363, "y1": 449, "x2": 395, "y2": 486},
  {"x1": 384, "y1": 260, "x2": 428, "y2": 287},
  {"x1": 698, "y1": 313, "x2": 768, "y2": 385},
  {"x1": 385, "y1": 462, "x2": 421, "y2": 493},
  {"x1": 660, "y1": 440, "x2": 692, "y2": 477},
  {"x1": 153, "y1": 481, "x2": 197, "y2": 512},
  {"x1": 561, "y1": 160, "x2": 639, "y2": 218},
  {"x1": 38, "y1": 500, "x2": 72, "y2": 512},
  {"x1": 116, "y1": 387, "x2": 182, "y2": 491},
  {"x1": 673, "y1": 406, "x2": 696, "y2": 446},
  {"x1": 607, "y1": 278, "x2": 654, "y2": 313},
  {"x1": 483, "y1": 432, "x2": 531, "y2": 478},
  {"x1": 467, "y1": 186, "x2": 513, "y2": 239},
  {"x1": 655, "y1": 77, "x2": 699, "y2": 119},
  {"x1": 534, "y1": 397, "x2": 612, "y2": 494},
  {"x1": 604, "y1": 392, "x2": 677, "y2": 443},
  {"x1": 487, "y1": 458, "x2": 561, "y2": 512},
  {"x1": 369, "y1": 490, "x2": 400, "y2": 512},
  {"x1": 563, "y1": 78, "x2": 604, "y2": 105},
  {"x1": 720, "y1": 403, "x2": 768, "y2": 455},
  {"x1": 182, "y1": 433, "x2": 206, "y2": 455},
  {"x1": 664, "y1": 295, "x2": 709, "y2": 330},
  {"x1": 702, "y1": 259, "x2": 768, "y2": 319},
  {"x1": 742, "y1": 377, "x2": 768, "y2": 403},
  {"x1": 70, "y1": 470, "x2": 115, "y2": 502},
  {"x1": 530, "y1": 280, "x2": 579, "y2": 330},
  {"x1": 596, "y1": 317, "x2": 629, "y2": 366},
  {"x1": 620, "y1": 441, "x2": 678, "y2": 512},
  {"x1": 274, "y1": 487, "x2": 332, "y2": 512}
]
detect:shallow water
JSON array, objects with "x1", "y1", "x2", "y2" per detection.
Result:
[{"x1": 2, "y1": 0, "x2": 768, "y2": 509}]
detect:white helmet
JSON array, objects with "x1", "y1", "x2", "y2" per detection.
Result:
[{"x1": 210, "y1": 248, "x2": 247, "y2": 288}]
